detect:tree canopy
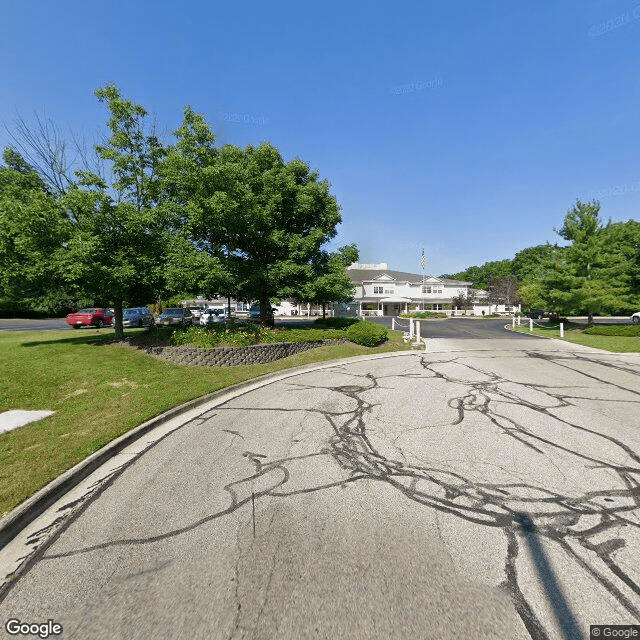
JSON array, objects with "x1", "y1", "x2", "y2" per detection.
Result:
[
  {"x1": 536, "y1": 200, "x2": 638, "y2": 323},
  {"x1": 0, "y1": 87, "x2": 350, "y2": 326}
]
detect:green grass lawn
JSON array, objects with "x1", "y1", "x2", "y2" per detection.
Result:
[
  {"x1": 512, "y1": 322, "x2": 640, "y2": 353},
  {"x1": 0, "y1": 327, "x2": 410, "y2": 516}
]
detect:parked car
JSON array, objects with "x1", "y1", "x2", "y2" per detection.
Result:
[
  {"x1": 66, "y1": 308, "x2": 113, "y2": 329},
  {"x1": 632, "y1": 312, "x2": 640, "y2": 324},
  {"x1": 156, "y1": 308, "x2": 193, "y2": 326},
  {"x1": 200, "y1": 308, "x2": 228, "y2": 325},
  {"x1": 524, "y1": 309, "x2": 547, "y2": 319},
  {"x1": 189, "y1": 307, "x2": 204, "y2": 322},
  {"x1": 122, "y1": 307, "x2": 155, "y2": 328},
  {"x1": 249, "y1": 303, "x2": 276, "y2": 319}
]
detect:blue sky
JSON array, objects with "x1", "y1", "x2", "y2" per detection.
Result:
[{"x1": 2, "y1": 0, "x2": 640, "y2": 276}]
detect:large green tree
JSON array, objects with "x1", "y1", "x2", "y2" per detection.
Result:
[
  {"x1": 229, "y1": 143, "x2": 343, "y2": 323},
  {"x1": 301, "y1": 244, "x2": 359, "y2": 320},
  {"x1": 164, "y1": 113, "x2": 344, "y2": 324},
  {"x1": 0, "y1": 148, "x2": 73, "y2": 315},
  {"x1": 160, "y1": 107, "x2": 239, "y2": 309},
  {"x1": 539, "y1": 200, "x2": 635, "y2": 324},
  {"x1": 63, "y1": 85, "x2": 169, "y2": 338}
]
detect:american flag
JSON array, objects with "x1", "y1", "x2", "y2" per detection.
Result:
[{"x1": 420, "y1": 249, "x2": 425, "y2": 269}]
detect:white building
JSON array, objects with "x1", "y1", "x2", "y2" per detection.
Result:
[{"x1": 347, "y1": 264, "x2": 519, "y2": 316}]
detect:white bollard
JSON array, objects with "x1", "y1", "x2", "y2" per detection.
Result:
[
  {"x1": 517, "y1": 316, "x2": 521, "y2": 326},
  {"x1": 560, "y1": 322, "x2": 564, "y2": 338},
  {"x1": 392, "y1": 317, "x2": 395, "y2": 331},
  {"x1": 409, "y1": 318, "x2": 414, "y2": 339},
  {"x1": 512, "y1": 317, "x2": 515, "y2": 328},
  {"x1": 529, "y1": 319, "x2": 533, "y2": 332},
  {"x1": 415, "y1": 320, "x2": 421, "y2": 342}
]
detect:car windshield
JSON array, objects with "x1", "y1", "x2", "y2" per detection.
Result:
[
  {"x1": 162, "y1": 309, "x2": 182, "y2": 317},
  {"x1": 123, "y1": 309, "x2": 138, "y2": 317}
]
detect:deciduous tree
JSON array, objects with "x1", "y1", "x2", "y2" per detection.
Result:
[
  {"x1": 63, "y1": 85, "x2": 169, "y2": 338},
  {"x1": 0, "y1": 148, "x2": 73, "y2": 315},
  {"x1": 301, "y1": 244, "x2": 359, "y2": 320}
]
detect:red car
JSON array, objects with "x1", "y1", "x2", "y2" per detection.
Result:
[{"x1": 66, "y1": 308, "x2": 113, "y2": 329}]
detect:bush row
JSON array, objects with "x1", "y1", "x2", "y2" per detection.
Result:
[
  {"x1": 584, "y1": 324, "x2": 640, "y2": 337},
  {"x1": 313, "y1": 317, "x2": 361, "y2": 329},
  {"x1": 140, "y1": 320, "x2": 389, "y2": 348}
]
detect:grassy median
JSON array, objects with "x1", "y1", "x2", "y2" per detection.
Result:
[
  {"x1": 512, "y1": 322, "x2": 640, "y2": 353},
  {"x1": 0, "y1": 327, "x2": 410, "y2": 516}
]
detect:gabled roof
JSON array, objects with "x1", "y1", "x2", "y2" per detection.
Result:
[
  {"x1": 371, "y1": 273, "x2": 395, "y2": 281},
  {"x1": 347, "y1": 268, "x2": 472, "y2": 286}
]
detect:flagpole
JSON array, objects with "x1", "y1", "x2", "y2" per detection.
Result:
[{"x1": 420, "y1": 248, "x2": 426, "y2": 311}]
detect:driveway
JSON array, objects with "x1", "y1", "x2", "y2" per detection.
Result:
[{"x1": 1, "y1": 337, "x2": 639, "y2": 639}]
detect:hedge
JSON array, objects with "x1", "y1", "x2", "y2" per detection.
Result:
[{"x1": 584, "y1": 324, "x2": 640, "y2": 337}]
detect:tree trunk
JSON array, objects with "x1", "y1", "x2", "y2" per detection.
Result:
[
  {"x1": 260, "y1": 297, "x2": 274, "y2": 327},
  {"x1": 587, "y1": 311, "x2": 594, "y2": 327},
  {"x1": 114, "y1": 299, "x2": 124, "y2": 339}
]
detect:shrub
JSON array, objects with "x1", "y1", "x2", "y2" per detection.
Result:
[
  {"x1": 346, "y1": 321, "x2": 388, "y2": 346},
  {"x1": 164, "y1": 324, "x2": 349, "y2": 348},
  {"x1": 584, "y1": 324, "x2": 640, "y2": 337},
  {"x1": 313, "y1": 317, "x2": 360, "y2": 329}
]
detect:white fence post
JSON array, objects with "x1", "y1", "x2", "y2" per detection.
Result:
[
  {"x1": 512, "y1": 317, "x2": 515, "y2": 328},
  {"x1": 560, "y1": 322, "x2": 564, "y2": 338},
  {"x1": 392, "y1": 317, "x2": 395, "y2": 331},
  {"x1": 415, "y1": 320, "x2": 421, "y2": 343},
  {"x1": 529, "y1": 319, "x2": 533, "y2": 332},
  {"x1": 517, "y1": 316, "x2": 521, "y2": 326},
  {"x1": 409, "y1": 319, "x2": 414, "y2": 339}
]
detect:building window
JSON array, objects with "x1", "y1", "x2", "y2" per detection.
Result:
[
  {"x1": 422, "y1": 286, "x2": 431, "y2": 294},
  {"x1": 430, "y1": 303, "x2": 443, "y2": 311},
  {"x1": 384, "y1": 288, "x2": 395, "y2": 295},
  {"x1": 373, "y1": 286, "x2": 384, "y2": 294}
]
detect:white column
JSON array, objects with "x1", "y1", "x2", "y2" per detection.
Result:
[{"x1": 560, "y1": 322, "x2": 564, "y2": 338}]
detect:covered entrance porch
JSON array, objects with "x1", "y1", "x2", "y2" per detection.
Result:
[{"x1": 380, "y1": 297, "x2": 412, "y2": 316}]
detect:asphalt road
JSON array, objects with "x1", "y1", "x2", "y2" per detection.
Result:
[
  {"x1": 375, "y1": 316, "x2": 533, "y2": 339},
  {"x1": 0, "y1": 315, "x2": 635, "y2": 333},
  {"x1": 1, "y1": 332, "x2": 639, "y2": 639},
  {"x1": 0, "y1": 318, "x2": 72, "y2": 331}
]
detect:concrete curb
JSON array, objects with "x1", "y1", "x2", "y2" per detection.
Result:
[{"x1": 0, "y1": 349, "x2": 413, "y2": 551}]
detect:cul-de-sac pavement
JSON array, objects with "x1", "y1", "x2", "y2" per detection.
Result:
[{"x1": 1, "y1": 322, "x2": 639, "y2": 639}]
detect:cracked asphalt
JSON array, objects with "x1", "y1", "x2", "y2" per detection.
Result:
[{"x1": 1, "y1": 333, "x2": 639, "y2": 639}]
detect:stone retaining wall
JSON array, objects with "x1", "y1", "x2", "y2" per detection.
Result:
[{"x1": 142, "y1": 339, "x2": 348, "y2": 367}]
